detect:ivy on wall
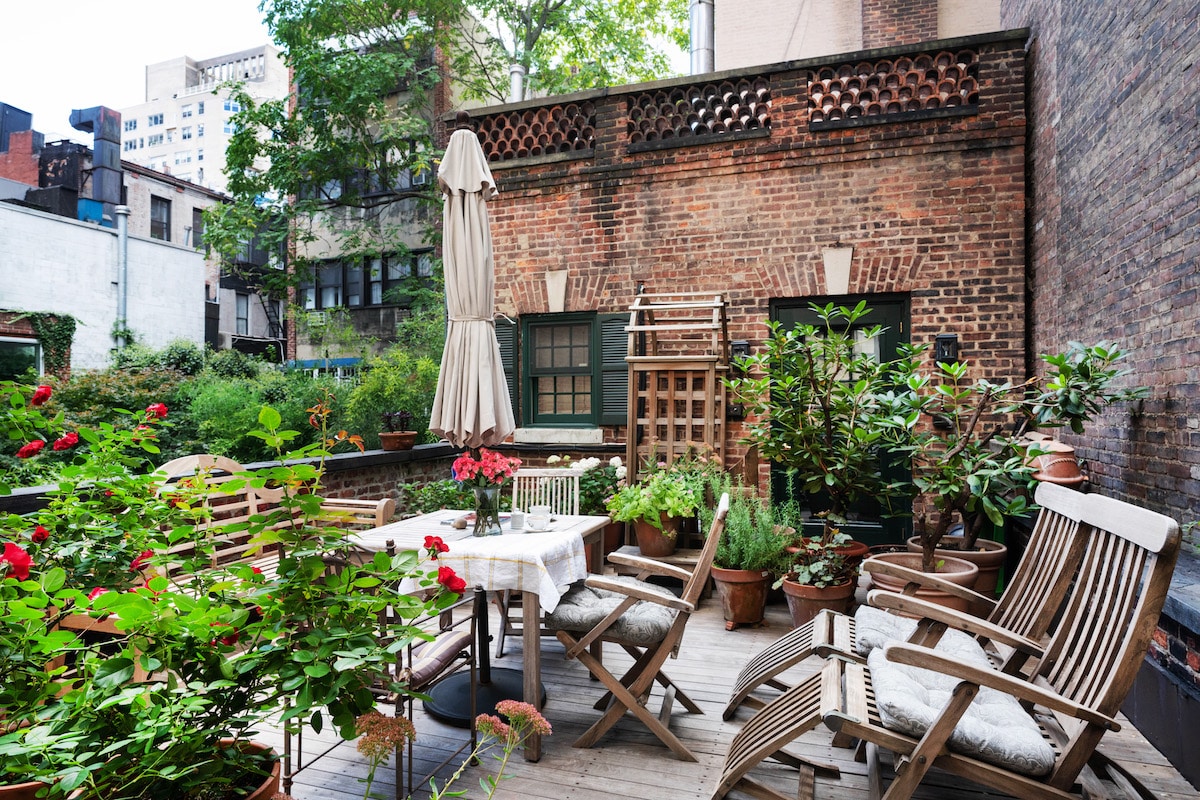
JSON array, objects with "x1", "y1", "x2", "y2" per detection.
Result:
[{"x1": 17, "y1": 312, "x2": 77, "y2": 375}]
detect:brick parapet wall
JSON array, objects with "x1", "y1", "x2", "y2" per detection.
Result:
[
  {"x1": 862, "y1": 0, "x2": 939, "y2": 50},
  {"x1": 458, "y1": 30, "x2": 1027, "y2": 483}
]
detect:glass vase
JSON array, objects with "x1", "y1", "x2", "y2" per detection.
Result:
[{"x1": 472, "y1": 485, "x2": 503, "y2": 537}]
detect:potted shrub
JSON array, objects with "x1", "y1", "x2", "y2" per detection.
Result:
[
  {"x1": 727, "y1": 302, "x2": 907, "y2": 546},
  {"x1": 605, "y1": 468, "x2": 702, "y2": 557},
  {"x1": 700, "y1": 478, "x2": 790, "y2": 630},
  {"x1": 0, "y1": 384, "x2": 462, "y2": 799},
  {"x1": 778, "y1": 524, "x2": 861, "y2": 627},
  {"x1": 379, "y1": 410, "x2": 418, "y2": 451},
  {"x1": 546, "y1": 454, "x2": 626, "y2": 554},
  {"x1": 883, "y1": 341, "x2": 1145, "y2": 578}
]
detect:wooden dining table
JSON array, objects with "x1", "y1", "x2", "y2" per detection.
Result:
[{"x1": 349, "y1": 508, "x2": 610, "y2": 760}]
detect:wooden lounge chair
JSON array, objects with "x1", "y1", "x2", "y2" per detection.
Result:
[
  {"x1": 711, "y1": 489, "x2": 1180, "y2": 800},
  {"x1": 545, "y1": 493, "x2": 730, "y2": 760},
  {"x1": 724, "y1": 481, "x2": 1090, "y2": 720}
]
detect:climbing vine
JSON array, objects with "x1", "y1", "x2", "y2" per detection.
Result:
[{"x1": 18, "y1": 312, "x2": 77, "y2": 375}]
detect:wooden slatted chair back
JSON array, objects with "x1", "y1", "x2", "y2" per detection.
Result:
[
  {"x1": 1035, "y1": 491, "x2": 1179, "y2": 788},
  {"x1": 511, "y1": 467, "x2": 581, "y2": 516},
  {"x1": 682, "y1": 493, "x2": 730, "y2": 608},
  {"x1": 985, "y1": 481, "x2": 1090, "y2": 649}
]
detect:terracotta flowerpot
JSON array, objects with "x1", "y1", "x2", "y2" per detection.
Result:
[
  {"x1": 221, "y1": 739, "x2": 281, "y2": 800},
  {"x1": 711, "y1": 566, "x2": 772, "y2": 630},
  {"x1": 906, "y1": 536, "x2": 1008, "y2": 610},
  {"x1": 633, "y1": 514, "x2": 679, "y2": 557},
  {"x1": 0, "y1": 782, "x2": 50, "y2": 800},
  {"x1": 786, "y1": 537, "x2": 870, "y2": 572},
  {"x1": 865, "y1": 552, "x2": 980, "y2": 615},
  {"x1": 379, "y1": 431, "x2": 418, "y2": 451},
  {"x1": 781, "y1": 577, "x2": 855, "y2": 627},
  {"x1": 602, "y1": 520, "x2": 625, "y2": 556}
]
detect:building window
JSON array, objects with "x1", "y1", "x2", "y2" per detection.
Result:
[
  {"x1": 174, "y1": 151, "x2": 192, "y2": 166},
  {"x1": 191, "y1": 207, "x2": 205, "y2": 249},
  {"x1": 181, "y1": 126, "x2": 192, "y2": 140},
  {"x1": 197, "y1": 101, "x2": 205, "y2": 115},
  {"x1": 181, "y1": 104, "x2": 193, "y2": 118},
  {"x1": 223, "y1": 122, "x2": 237, "y2": 135},
  {"x1": 235, "y1": 293, "x2": 249, "y2": 336},
  {"x1": 150, "y1": 195, "x2": 171, "y2": 241},
  {"x1": 166, "y1": 130, "x2": 174, "y2": 143},
  {"x1": 123, "y1": 119, "x2": 137, "y2": 132},
  {"x1": 197, "y1": 148, "x2": 204, "y2": 161},
  {"x1": 0, "y1": 337, "x2": 41, "y2": 381},
  {"x1": 514, "y1": 314, "x2": 628, "y2": 427},
  {"x1": 123, "y1": 140, "x2": 138, "y2": 152},
  {"x1": 197, "y1": 124, "x2": 205, "y2": 138},
  {"x1": 147, "y1": 133, "x2": 163, "y2": 147},
  {"x1": 223, "y1": 99, "x2": 240, "y2": 113},
  {"x1": 302, "y1": 251, "x2": 433, "y2": 310},
  {"x1": 148, "y1": 113, "x2": 163, "y2": 126}
]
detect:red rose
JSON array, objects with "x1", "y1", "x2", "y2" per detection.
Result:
[
  {"x1": 210, "y1": 622, "x2": 240, "y2": 646},
  {"x1": 52, "y1": 432, "x2": 80, "y2": 451},
  {"x1": 1, "y1": 542, "x2": 32, "y2": 581},
  {"x1": 423, "y1": 535, "x2": 450, "y2": 558},
  {"x1": 16, "y1": 440, "x2": 45, "y2": 459},
  {"x1": 131, "y1": 550, "x2": 154, "y2": 571},
  {"x1": 87, "y1": 586, "x2": 109, "y2": 601},
  {"x1": 436, "y1": 565, "x2": 467, "y2": 594},
  {"x1": 30, "y1": 385, "x2": 52, "y2": 406},
  {"x1": 145, "y1": 402, "x2": 168, "y2": 418},
  {"x1": 31, "y1": 525, "x2": 49, "y2": 543}
]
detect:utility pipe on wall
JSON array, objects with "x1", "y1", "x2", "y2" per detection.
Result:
[
  {"x1": 690, "y1": 0, "x2": 715, "y2": 74},
  {"x1": 509, "y1": 64, "x2": 526, "y2": 103},
  {"x1": 115, "y1": 204, "x2": 130, "y2": 350}
]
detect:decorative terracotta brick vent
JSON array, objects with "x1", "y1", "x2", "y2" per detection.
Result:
[
  {"x1": 808, "y1": 49, "x2": 978, "y2": 126},
  {"x1": 626, "y1": 77, "x2": 772, "y2": 145},
  {"x1": 475, "y1": 102, "x2": 597, "y2": 163}
]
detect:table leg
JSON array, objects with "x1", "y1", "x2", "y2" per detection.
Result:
[{"x1": 522, "y1": 590, "x2": 542, "y2": 761}]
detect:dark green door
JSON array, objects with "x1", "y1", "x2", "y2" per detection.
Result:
[{"x1": 768, "y1": 294, "x2": 912, "y2": 546}]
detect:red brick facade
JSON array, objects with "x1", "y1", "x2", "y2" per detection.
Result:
[
  {"x1": 862, "y1": 0, "x2": 939, "y2": 50},
  {"x1": 0, "y1": 129, "x2": 39, "y2": 187},
  {"x1": 464, "y1": 30, "x2": 1027, "y2": 476}
]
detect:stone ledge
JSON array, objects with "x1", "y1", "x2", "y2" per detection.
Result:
[{"x1": 511, "y1": 427, "x2": 604, "y2": 445}]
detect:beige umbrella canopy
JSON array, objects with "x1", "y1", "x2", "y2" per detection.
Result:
[{"x1": 428, "y1": 127, "x2": 516, "y2": 449}]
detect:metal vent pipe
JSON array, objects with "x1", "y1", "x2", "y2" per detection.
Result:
[
  {"x1": 509, "y1": 64, "x2": 526, "y2": 103},
  {"x1": 690, "y1": 0, "x2": 715, "y2": 74}
]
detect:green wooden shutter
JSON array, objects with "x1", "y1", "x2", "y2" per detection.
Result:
[
  {"x1": 598, "y1": 313, "x2": 628, "y2": 426},
  {"x1": 495, "y1": 317, "x2": 518, "y2": 420}
]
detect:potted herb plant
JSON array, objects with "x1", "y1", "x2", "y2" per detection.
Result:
[
  {"x1": 605, "y1": 468, "x2": 702, "y2": 557},
  {"x1": 0, "y1": 384, "x2": 462, "y2": 799},
  {"x1": 379, "y1": 410, "x2": 418, "y2": 451}
]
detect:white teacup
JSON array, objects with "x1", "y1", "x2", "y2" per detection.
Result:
[{"x1": 527, "y1": 505, "x2": 551, "y2": 531}]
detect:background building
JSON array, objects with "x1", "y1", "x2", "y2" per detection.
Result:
[{"x1": 118, "y1": 46, "x2": 288, "y2": 194}]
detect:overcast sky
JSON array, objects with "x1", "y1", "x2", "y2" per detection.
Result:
[{"x1": 1, "y1": 0, "x2": 272, "y2": 145}]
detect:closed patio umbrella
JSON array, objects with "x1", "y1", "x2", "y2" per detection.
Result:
[{"x1": 428, "y1": 124, "x2": 515, "y2": 449}]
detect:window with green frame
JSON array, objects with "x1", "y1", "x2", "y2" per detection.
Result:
[{"x1": 505, "y1": 313, "x2": 627, "y2": 427}]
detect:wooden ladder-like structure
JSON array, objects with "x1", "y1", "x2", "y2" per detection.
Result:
[{"x1": 625, "y1": 293, "x2": 729, "y2": 481}]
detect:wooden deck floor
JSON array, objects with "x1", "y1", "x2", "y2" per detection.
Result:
[{"x1": 266, "y1": 600, "x2": 1198, "y2": 800}]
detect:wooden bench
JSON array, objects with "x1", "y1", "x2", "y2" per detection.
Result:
[{"x1": 56, "y1": 454, "x2": 394, "y2": 647}]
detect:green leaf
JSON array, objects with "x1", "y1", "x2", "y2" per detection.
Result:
[
  {"x1": 258, "y1": 405, "x2": 282, "y2": 431},
  {"x1": 94, "y1": 657, "x2": 136, "y2": 688}
]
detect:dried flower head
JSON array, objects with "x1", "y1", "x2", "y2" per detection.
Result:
[
  {"x1": 356, "y1": 711, "x2": 416, "y2": 761},
  {"x1": 495, "y1": 699, "x2": 552, "y2": 737}
]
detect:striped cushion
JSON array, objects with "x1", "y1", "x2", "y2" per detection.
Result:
[{"x1": 409, "y1": 630, "x2": 471, "y2": 689}]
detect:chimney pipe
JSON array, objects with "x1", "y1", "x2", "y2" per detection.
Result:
[
  {"x1": 690, "y1": 0, "x2": 715, "y2": 75},
  {"x1": 509, "y1": 64, "x2": 526, "y2": 103},
  {"x1": 115, "y1": 205, "x2": 130, "y2": 350}
]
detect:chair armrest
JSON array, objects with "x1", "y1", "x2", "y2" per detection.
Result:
[
  {"x1": 606, "y1": 551, "x2": 693, "y2": 582},
  {"x1": 318, "y1": 496, "x2": 396, "y2": 527},
  {"x1": 863, "y1": 558, "x2": 993, "y2": 610},
  {"x1": 583, "y1": 575, "x2": 694, "y2": 612},
  {"x1": 866, "y1": 590, "x2": 1045, "y2": 658},
  {"x1": 882, "y1": 643, "x2": 1119, "y2": 730}
]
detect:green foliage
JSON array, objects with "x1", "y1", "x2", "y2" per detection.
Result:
[
  {"x1": 344, "y1": 347, "x2": 441, "y2": 449},
  {"x1": 699, "y1": 474, "x2": 792, "y2": 574},
  {"x1": 393, "y1": 304, "x2": 447, "y2": 363},
  {"x1": 22, "y1": 312, "x2": 76, "y2": 375},
  {"x1": 447, "y1": 0, "x2": 688, "y2": 103},
  {"x1": 111, "y1": 340, "x2": 206, "y2": 376},
  {"x1": 726, "y1": 302, "x2": 905, "y2": 531},
  {"x1": 205, "y1": 348, "x2": 264, "y2": 380},
  {"x1": 605, "y1": 467, "x2": 702, "y2": 534},
  {"x1": 401, "y1": 478, "x2": 475, "y2": 515}
]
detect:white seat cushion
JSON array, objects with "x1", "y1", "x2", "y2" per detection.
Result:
[
  {"x1": 867, "y1": 637, "x2": 1056, "y2": 777},
  {"x1": 545, "y1": 576, "x2": 678, "y2": 647}
]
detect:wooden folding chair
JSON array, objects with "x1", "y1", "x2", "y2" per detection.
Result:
[
  {"x1": 546, "y1": 493, "x2": 729, "y2": 760},
  {"x1": 712, "y1": 490, "x2": 1180, "y2": 800},
  {"x1": 723, "y1": 481, "x2": 1091, "y2": 720},
  {"x1": 493, "y1": 467, "x2": 582, "y2": 657}
]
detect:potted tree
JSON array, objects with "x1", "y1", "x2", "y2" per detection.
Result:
[
  {"x1": 700, "y1": 478, "x2": 791, "y2": 630},
  {"x1": 727, "y1": 302, "x2": 907, "y2": 561},
  {"x1": 379, "y1": 410, "x2": 418, "y2": 451},
  {"x1": 606, "y1": 468, "x2": 702, "y2": 557},
  {"x1": 882, "y1": 341, "x2": 1145, "y2": 589}
]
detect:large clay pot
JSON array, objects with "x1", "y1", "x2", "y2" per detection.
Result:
[
  {"x1": 379, "y1": 431, "x2": 418, "y2": 451},
  {"x1": 906, "y1": 536, "x2": 1008, "y2": 610},
  {"x1": 711, "y1": 566, "x2": 772, "y2": 630},
  {"x1": 1023, "y1": 435, "x2": 1087, "y2": 487},
  {"x1": 781, "y1": 577, "x2": 855, "y2": 627},
  {"x1": 786, "y1": 537, "x2": 870, "y2": 572},
  {"x1": 0, "y1": 782, "x2": 49, "y2": 800},
  {"x1": 865, "y1": 552, "x2": 980, "y2": 615},
  {"x1": 633, "y1": 514, "x2": 679, "y2": 557},
  {"x1": 223, "y1": 739, "x2": 281, "y2": 800}
]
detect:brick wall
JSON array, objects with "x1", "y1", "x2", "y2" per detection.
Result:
[
  {"x1": 465, "y1": 30, "x2": 1027, "y2": 481},
  {"x1": 862, "y1": 0, "x2": 939, "y2": 49},
  {"x1": 0, "y1": 129, "x2": 39, "y2": 186}
]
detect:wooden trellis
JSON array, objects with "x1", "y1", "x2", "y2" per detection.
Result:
[{"x1": 625, "y1": 293, "x2": 729, "y2": 481}]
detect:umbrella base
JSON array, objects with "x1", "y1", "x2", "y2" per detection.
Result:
[{"x1": 423, "y1": 668, "x2": 546, "y2": 728}]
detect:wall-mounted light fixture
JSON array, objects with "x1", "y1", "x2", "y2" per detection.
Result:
[
  {"x1": 730, "y1": 340, "x2": 751, "y2": 375},
  {"x1": 935, "y1": 333, "x2": 959, "y2": 364}
]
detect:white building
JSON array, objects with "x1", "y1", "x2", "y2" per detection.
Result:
[{"x1": 118, "y1": 46, "x2": 288, "y2": 195}]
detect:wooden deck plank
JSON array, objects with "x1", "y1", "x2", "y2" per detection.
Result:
[{"x1": 273, "y1": 600, "x2": 1198, "y2": 800}]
